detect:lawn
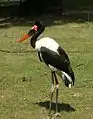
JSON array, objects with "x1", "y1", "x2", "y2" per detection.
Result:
[{"x1": 0, "y1": 21, "x2": 93, "y2": 119}]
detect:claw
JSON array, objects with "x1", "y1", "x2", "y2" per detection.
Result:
[{"x1": 53, "y1": 112, "x2": 61, "y2": 117}]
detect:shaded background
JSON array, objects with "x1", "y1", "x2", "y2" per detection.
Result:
[{"x1": 0, "y1": 0, "x2": 93, "y2": 27}]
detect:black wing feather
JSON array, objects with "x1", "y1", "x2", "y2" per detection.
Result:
[
  {"x1": 40, "y1": 46, "x2": 70, "y2": 72},
  {"x1": 38, "y1": 51, "x2": 43, "y2": 62},
  {"x1": 40, "y1": 46, "x2": 75, "y2": 85}
]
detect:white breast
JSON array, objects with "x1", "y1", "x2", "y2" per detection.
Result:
[{"x1": 35, "y1": 37, "x2": 59, "y2": 53}]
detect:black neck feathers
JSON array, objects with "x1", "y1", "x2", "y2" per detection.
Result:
[{"x1": 30, "y1": 24, "x2": 45, "y2": 48}]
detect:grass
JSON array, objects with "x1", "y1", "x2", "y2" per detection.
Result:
[{"x1": 0, "y1": 21, "x2": 93, "y2": 119}]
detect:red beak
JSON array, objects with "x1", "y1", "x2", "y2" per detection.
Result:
[
  {"x1": 16, "y1": 34, "x2": 30, "y2": 42},
  {"x1": 16, "y1": 25, "x2": 38, "y2": 43}
]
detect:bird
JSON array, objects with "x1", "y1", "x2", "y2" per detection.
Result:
[{"x1": 17, "y1": 21, "x2": 75, "y2": 117}]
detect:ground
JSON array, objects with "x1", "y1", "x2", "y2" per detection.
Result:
[{"x1": 0, "y1": 21, "x2": 93, "y2": 119}]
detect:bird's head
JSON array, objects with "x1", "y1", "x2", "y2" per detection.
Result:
[{"x1": 16, "y1": 21, "x2": 44, "y2": 42}]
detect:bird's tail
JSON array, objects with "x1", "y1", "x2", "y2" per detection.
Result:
[{"x1": 57, "y1": 68, "x2": 75, "y2": 88}]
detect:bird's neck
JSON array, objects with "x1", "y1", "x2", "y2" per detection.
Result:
[
  {"x1": 30, "y1": 26, "x2": 45, "y2": 48},
  {"x1": 37, "y1": 34, "x2": 43, "y2": 41}
]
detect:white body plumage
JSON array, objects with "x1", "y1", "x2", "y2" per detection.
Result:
[{"x1": 35, "y1": 37, "x2": 59, "y2": 54}]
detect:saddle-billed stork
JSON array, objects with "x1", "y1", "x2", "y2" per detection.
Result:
[{"x1": 17, "y1": 21, "x2": 75, "y2": 117}]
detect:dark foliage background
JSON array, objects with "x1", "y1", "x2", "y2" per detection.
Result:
[
  {"x1": 0, "y1": 0, "x2": 93, "y2": 27},
  {"x1": 0, "y1": 0, "x2": 93, "y2": 17}
]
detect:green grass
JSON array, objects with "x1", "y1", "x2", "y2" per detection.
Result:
[{"x1": 0, "y1": 22, "x2": 93, "y2": 119}]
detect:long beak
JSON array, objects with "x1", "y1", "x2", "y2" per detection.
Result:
[{"x1": 16, "y1": 29, "x2": 35, "y2": 43}]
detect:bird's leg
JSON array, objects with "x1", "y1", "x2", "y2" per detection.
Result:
[
  {"x1": 49, "y1": 71, "x2": 55, "y2": 116},
  {"x1": 53, "y1": 72, "x2": 61, "y2": 117}
]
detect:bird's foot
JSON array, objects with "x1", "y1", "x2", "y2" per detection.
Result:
[
  {"x1": 53, "y1": 112, "x2": 61, "y2": 118},
  {"x1": 47, "y1": 113, "x2": 61, "y2": 119}
]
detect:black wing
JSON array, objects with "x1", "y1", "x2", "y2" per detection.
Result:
[
  {"x1": 40, "y1": 46, "x2": 69, "y2": 72},
  {"x1": 38, "y1": 51, "x2": 43, "y2": 62},
  {"x1": 40, "y1": 46, "x2": 75, "y2": 85}
]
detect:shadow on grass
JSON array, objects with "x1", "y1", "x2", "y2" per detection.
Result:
[{"x1": 35, "y1": 101, "x2": 75, "y2": 112}]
